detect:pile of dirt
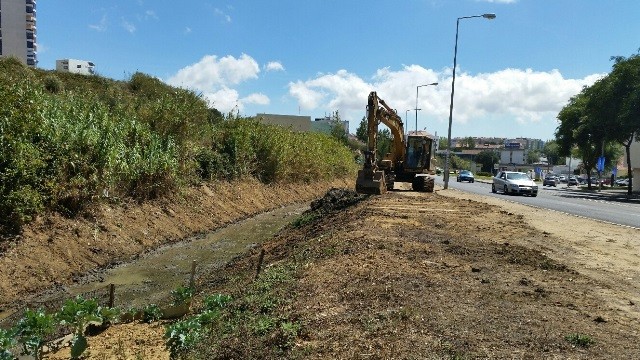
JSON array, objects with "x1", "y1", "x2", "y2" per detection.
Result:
[{"x1": 309, "y1": 187, "x2": 366, "y2": 214}]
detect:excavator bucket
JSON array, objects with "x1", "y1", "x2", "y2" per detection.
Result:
[{"x1": 355, "y1": 169, "x2": 387, "y2": 195}]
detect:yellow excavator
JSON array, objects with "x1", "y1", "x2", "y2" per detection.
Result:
[{"x1": 355, "y1": 91, "x2": 436, "y2": 195}]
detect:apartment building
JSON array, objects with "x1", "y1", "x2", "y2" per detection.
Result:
[
  {"x1": 56, "y1": 59, "x2": 96, "y2": 75},
  {"x1": 0, "y1": 0, "x2": 37, "y2": 66}
]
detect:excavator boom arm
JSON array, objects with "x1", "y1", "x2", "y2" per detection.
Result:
[{"x1": 367, "y1": 92, "x2": 406, "y2": 164}]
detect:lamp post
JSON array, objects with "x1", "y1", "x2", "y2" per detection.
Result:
[
  {"x1": 443, "y1": 13, "x2": 495, "y2": 189},
  {"x1": 415, "y1": 83, "x2": 438, "y2": 135},
  {"x1": 405, "y1": 110, "x2": 411, "y2": 135}
]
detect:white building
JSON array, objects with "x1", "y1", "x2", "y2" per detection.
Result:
[
  {"x1": 56, "y1": 59, "x2": 95, "y2": 75},
  {"x1": 499, "y1": 149, "x2": 527, "y2": 166},
  {"x1": 0, "y1": 0, "x2": 37, "y2": 66}
]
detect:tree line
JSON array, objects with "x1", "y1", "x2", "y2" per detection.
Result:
[{"x1": 555, "y1": 51, "x2": 639, "y2": 193}]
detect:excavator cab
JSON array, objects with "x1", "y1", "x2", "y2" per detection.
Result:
[{"x1": 404, "y1": 135, "x2": 434, "y2": 172}]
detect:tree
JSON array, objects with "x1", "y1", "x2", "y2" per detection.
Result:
[
  {"x1": 462, "y1": 137, "x2": 476, "y2": 149},
  {"x1": 526, "y1": 150, "x2": 541, "y2": 164},
  {"x1": 377, "y1": 128, "x2": 392, "y2": 162},
  {"x1": 449, "y1": 154, "x2": 470, "y2": 171},
  {"x1": 556, "y1": 52, "x2": 640, "y2": 192},
  {"x1": 438, "y1": 137, "x2": 449, "y2": 152},
  {"x1": 556, "y1": 92, "x2": 601, "y2": 188},
  {"x1": 542, "y1": 141, "x2": 561, "y2": 167},
  {"x1": 329, "y1": 110, "x2": 348, "y2": 145},
  {"x1": 354, "y1": 114, "x2": 395, "y2": 165},
  {"x1": 355, "y1": 116, "x2": 367, "y2": 143},
  {"x1": 474, "y1": 150, "x2": 499, "y2": 173},
  {"x1": 585, "y1": 53, "x2": 640, "y2": 194}
]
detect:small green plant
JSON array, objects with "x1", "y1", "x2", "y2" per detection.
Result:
[
  {"x1": 142, "y1": 304, "x2": 162, "y2": 323},
  {"x1": 277, "y1": 321, "x2": 301, "y2": 351},
  {"x1": 57, "y1": 295, "x2": 120, "y2": 359},
  {"x1": 119, "y1": 307, "x2": 139, "y2": 323},
  {"x1": 165, "y1": 293, "x2": 233, "y2": 357},
  {"x1": 203, "y1": 294, "x2": 232, "y2": 311},
  {"x1": 291, "y1": 212, "x2": 318, "y2": 228},
  {"x1": 171, "y1": 286, "x2": 194, "y2": 306},
  {"x1": 0, "y1": 328, "x2": 16, "y2": 360},
  {"x1": 13, "y1": 308, "x2": 55, "y2": 360},
  {"x1": 165, "y1": 316, "x2": 203, "y2": 358},
  {"x1": 565, "y1": 333, "x2": 594, "y2": 348}
]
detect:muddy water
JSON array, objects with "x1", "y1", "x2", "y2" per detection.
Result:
[{"x1": 68, "y1": 204, "x2": 307, "y2": 308}]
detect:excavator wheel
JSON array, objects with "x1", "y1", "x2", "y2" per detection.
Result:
[{"x1": 412, "y1": 175, "x2": 434, "y2": 193}]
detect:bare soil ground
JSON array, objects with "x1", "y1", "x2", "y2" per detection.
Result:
[
  {"x1": 0, "y1": 178, "x2": 352, "y2": 306},
  {"x1": 3, "y1": 181, "x2": 640, "y2": 359}
]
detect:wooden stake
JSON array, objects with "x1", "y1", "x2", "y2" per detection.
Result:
[
  {"x1": 108, "y1": 284, "x2": 115, "y2": 308},
  {"x1": 189, "y1": 260, "x2": 197, "y2": 289}
]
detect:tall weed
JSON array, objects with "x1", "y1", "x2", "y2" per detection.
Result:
[{"x1": 0, "y1": 58, "x2": 357, "y2": 234}]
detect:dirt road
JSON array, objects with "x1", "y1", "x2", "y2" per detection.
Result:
[{"x1": 39, "y1": 185, "x2": 640, "y2": 359}]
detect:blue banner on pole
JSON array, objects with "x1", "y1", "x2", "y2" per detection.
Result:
[
  {"x1": 596, "y1": 156, "x2": 605, "y2": 172},
  {"x1": 612, "y1": 167, "x2": 617, "y2": 176}
]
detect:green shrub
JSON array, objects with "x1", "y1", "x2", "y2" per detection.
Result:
[
  {"x1": 57, "y1": 296, "x2": 120, "y2": 359},
  {"x1": 203, "y1": 294, "x2": 232, "y2": 311},
  {"x1": 291, "y1": 212, "x2": 318, "y2": 228},
  {"x1": 142, "y1": 304, "x2": 162, "y2": 323},
  {"x1": 565, "y1": 333, "x2": 594, "y2": 348},
  {"x1": 0, "y1": 61, "x2": 358, "y2": 234},
  {"x1": 13, "y1": 308, "x2": 55, "y2": 360},
  {"x1": 171, "y1": 286, "x2": 194, "y2": 306},
  {"x1": 0, "y1": 328, "x2": 15, "y2": 360},
  {"x1": 43, "y1": 75, "x2": 64, "y2": 93}
]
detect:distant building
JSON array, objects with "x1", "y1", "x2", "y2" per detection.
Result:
[
  {"x1": 313, "y1": 116, "x2": 349, "y2": 134},
  {"x1": 0, "y1": 0, "x2": 37, "y2": 66},
  {"x1": 56, "y1": 59, "x2": 96, "y2": 75},
  {"x1": 255, "y1": 113, "x2": 311, "y2": 132},
  {"x1": 500, "y1": 148, "x2": 527, "y2": 166}
]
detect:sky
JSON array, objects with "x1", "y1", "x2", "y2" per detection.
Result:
[{"x1": 35, "y1": 0, "x2": 640, "y2": 141}]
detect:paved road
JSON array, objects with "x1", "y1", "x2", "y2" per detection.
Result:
[{"x1": 433, "y1": 175, "x2": 640, "y2": 229}]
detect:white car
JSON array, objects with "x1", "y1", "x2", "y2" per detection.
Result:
[
  {"x1": 492, "y1": 171, "x2": 538, "y2": 197},
  {"x1": 615, "y1": 178, "x2": 629, "y2": 186}
]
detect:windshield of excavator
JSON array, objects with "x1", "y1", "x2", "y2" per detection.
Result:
[{"x1": 405, "y1": 137, "x2": 428, "y2": 169}]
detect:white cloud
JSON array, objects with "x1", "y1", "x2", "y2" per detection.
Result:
[
  {"x1": 184, "y1": 27, "x2": 192, "y2": 34},
  {"x1": 89, "y1": 14, "x2": 108, "y2": 32},
  {"x1": 200, "y1": 90, "x2": 268, "y2": 115},
  {"x1": 121, "y1": 19, "x2": 136, "y2": 33},
  {"x1": 265, "y1": 61, "x2": 285, "y2": 72},
  {"x1": 243, "y1": 93, "x2": 270, "y2": 106},
  {"x1": 167, "y1": 54, "x2": 260, "y2": 91},
  {"x1": 214, "y1": 8, "x2": 232, "y2": 23},
  {"x1": 287, "y1": 65, "x2": 602, "y2": 133},
  {"x1": 167, "y1": 54, "x2": 262, "y2": 114},
  {"x1": 145, "y1": 10, "x2": 158, "y2": 20},
  {"x1": 202, "y1": 87, "x2": 239, "y2": 114}
]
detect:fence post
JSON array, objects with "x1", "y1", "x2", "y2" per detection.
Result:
[
  {"x1": 189, "y1": 260, "x2": 197, "y2": 289},
  {"x1": 108, "y1": 284, "x2": 115, "y2": 308}
]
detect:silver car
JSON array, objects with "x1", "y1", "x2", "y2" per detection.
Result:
[{"x1": 492, "y1": 171, "x2": 538, "y2": 197}]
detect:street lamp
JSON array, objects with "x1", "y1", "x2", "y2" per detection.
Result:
[
  {"x1": 443, "y1": 13, "x2": 495, "y2": 189},
  {"x1": 415, "y1": 83, "x2": 438, "y2": 135},
  {"x1": 405, "y1": 110, "x2": 411, "y2": 135}
]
